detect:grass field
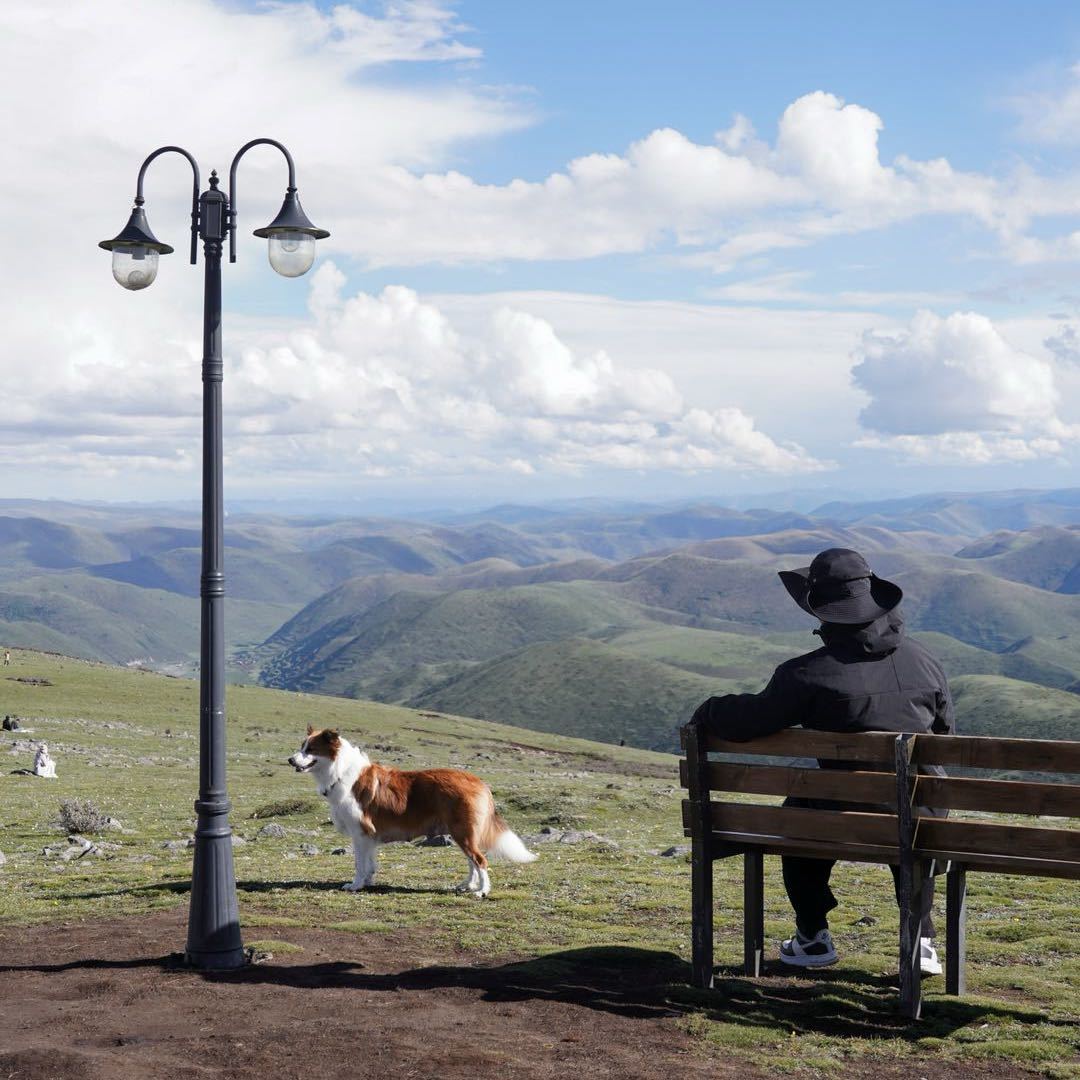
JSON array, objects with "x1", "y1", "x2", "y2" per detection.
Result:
[{"x1": 1, "y1": 648, "x2": 1077, "y2": 1077}]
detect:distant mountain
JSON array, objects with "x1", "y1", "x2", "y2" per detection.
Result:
[
  {"x1": 954, "y1": 526, "x2": 1080, "y2": 593},
  {"x1": 3, "y1": 490, "x2": 1080, "y2": 751},
  {"x1": 813, "y1": 488, "x2": 1080, "y2": 538}
]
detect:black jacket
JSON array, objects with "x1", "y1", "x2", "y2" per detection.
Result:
[{"x1": 691, "y1": 610, "x2": 954, "y2": 742}]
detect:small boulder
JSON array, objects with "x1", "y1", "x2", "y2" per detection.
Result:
[
  {"x1": 258, "y1": 823, "x2": 287, "y2": 839},
  {"x1": 415, "y1": 833, "x2": 453, "y2": 847},
  {"x1": 659, "y1": 845, "x2": 691, "y2": 858},
  {"x1": 331, "y1": 846, "x2": 348, "y2": 855},
  {"x1": 299, "y1": 844, "x2": 320, "y2": 856}
]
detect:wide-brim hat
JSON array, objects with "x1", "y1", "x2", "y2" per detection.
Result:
[{"x1": 778, "y1": 547, "x2": 902, "y2": 625}]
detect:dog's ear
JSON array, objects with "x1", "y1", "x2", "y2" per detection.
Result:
[{"x1": 306, "y1": 723, "x2": 314, "y2": 736}]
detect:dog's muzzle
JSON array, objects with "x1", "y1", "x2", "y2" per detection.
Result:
[{"x1": 288, "y1": 752, "x2": 315, "y2": 773}]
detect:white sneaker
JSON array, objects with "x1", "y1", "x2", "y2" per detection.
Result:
[
  {"x1": 779, "y1": 928, "x2": 839, "y2": 968},
  {"x1": 920, "y1": 937, "x2": 942, "y2": 976}
]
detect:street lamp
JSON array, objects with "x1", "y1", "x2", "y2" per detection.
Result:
[{"x1": 99, "y1": 140, "x2": 329, "y2": 970}]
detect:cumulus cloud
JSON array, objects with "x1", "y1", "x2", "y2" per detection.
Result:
[
  {"x1": 852, "y1": 310, "x2": 1079, "y2": 462},
  {"x1": 338, "y1": 90, "x2": 1014, "y2": 267},
  {"x1": 221, "y1": 263, "x2": 826, "y2": 481},
  {"x1": 0, "y1": 262, "x2": 827, "y2": 486}
]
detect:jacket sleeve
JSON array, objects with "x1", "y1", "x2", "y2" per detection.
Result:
[
  {"x1": 690, "y1": 663, "x2": 807, "y2": 742},
  {"x1": 933, "y1": 670, "x2": 955, "y2": 736}
]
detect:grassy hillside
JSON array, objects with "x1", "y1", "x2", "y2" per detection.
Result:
[
  {"x1": 0, "y1": 649, "x2": 1076, "y2": 1076},
  {"x1": 262, "y1": 583, "x2": 658, "y2": 697},
  {"x1": 954, "y1": 526, "x2": 1080, "y2": 593},
  {"x1": 0, "y1": 574, "x2": 294, "y2": 669},
  {"x1": 408, "y1": 637, "x2": 731, "y2": 751}
]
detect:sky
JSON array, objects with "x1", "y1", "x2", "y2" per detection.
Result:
[{"x1": 5, "y1": 0, "x2": 1080, "y2": 510}]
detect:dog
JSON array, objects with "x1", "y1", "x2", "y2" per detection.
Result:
[{"x1": 289, "y1": 726, "x2": 537, "y2": 896}]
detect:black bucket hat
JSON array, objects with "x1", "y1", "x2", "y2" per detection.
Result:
[{"x1": 778, "y1": 548, "x2": 902, "y2": 625}]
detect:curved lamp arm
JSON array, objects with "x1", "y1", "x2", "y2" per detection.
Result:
[
  {"x1": 227, "y1": 138, "x2": 296, "y2": 264},
  {"x1": 135, "y1": 146, "x2": 201, "y2": 265}
]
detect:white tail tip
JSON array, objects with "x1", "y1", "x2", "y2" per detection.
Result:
[{"x1": 490, "y1": 829, "x2": 538, "y2": 863}]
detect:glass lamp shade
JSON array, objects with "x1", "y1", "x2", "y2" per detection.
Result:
[
  {"x1": 111, "y1": 244, "x2": 160, "y2": 290},
  {"x1": 267, "y1": 230, "x2": 317, "y2": 277}
]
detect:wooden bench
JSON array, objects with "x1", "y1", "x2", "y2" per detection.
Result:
[{"x1": 679, "y1": 723, "x2": 1080, "y2": 1018}]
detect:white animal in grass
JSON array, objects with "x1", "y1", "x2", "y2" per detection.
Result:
[{"x1": 33, "y1": 744, "x2": 57, "y2": 779}]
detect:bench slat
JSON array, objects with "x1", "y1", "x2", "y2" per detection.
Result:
[
  {"x1": 708, "y1": 800, "x2": 898, "y2": 847},
  {"x1": 915, "y1": 775, "x2": 1080, "y2": 816},
  {"x1": 680, "y1": 803, "x2": 901, "y2": 863},
  {"x1": 913, "y1": 849, "x2": 1080, "y2": 881},
  {"x1": 703, "y1": 728, "x2": 898, "y2": 762},
  {"x1": 916, "y1": 818, "x2": 1080, "y2": 864},
  {"x1": 912, "y1": 734, "x2": 1080, "y2": 774},
  {"x1": 678, "y1": 759, "x2": 897, "y2": 805}
]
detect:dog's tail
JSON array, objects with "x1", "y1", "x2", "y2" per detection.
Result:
[{"x1": 483, "y1": 810, "x2": 538, "y2": 863}]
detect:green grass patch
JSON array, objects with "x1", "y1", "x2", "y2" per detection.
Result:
[{"x1": 0, "y1": 649, "x2": 1076, "y2": 1077}]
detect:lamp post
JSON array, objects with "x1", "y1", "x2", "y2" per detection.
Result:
[{"x1": 100, "y1": 140, "x2": 329, "y2": 970}]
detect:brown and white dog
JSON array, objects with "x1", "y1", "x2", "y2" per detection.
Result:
[{"x1": 288, "y1": 726, "x2": 536, "y2": 896}]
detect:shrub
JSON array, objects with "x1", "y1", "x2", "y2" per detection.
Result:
[
  {"x1": 250, "y1": 798, "x2": 317, "y2": 819},
  {"x1": 57, "y1": 798, "x2": 111, "y2": 834}
]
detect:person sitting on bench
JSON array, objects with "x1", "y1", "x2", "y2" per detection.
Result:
[{"x1": 691, "y1": 548, "x2": 954, "y2": 975}]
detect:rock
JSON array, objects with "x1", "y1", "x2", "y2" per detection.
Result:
[
  {"x1": 161, "y1": 840, "x2": 187, "y2": 852},
  {"x1": 102, "y1": 817, "x2": 124, "y2": 832},
  {"x1": 331, "y1": 847, "x2": 348, "y2": 855},
  {"x1": 415, "y1": 833, "x2": 453, "y2": 847},
  {"x1": 660, "y1": 845, "x2": 691, "y2": 857},
  {"x1": 299, "y1": 844, "x2": 320, "y2": 856},
  {"x1": 230, "y1": 834, "x2": 247, "y2": 847},
  {"x1": 525, "y1": 830, "x2": 563, "y2": 845},
  {"x1": 854, "y1": 915, "x2": 877, "y2": 926},
  {"x1": 558, "y1": 829, "x2": 614, "y2": 846},
  {"x1": 0, "y1": 850, "x2": 6, "y2": 866},
  {"x1": 258, "y1": 823, "x2": 287, "y2": 839}
]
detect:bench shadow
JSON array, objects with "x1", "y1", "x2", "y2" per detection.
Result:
[
  {"x1": 212, "y1": 948, "x2": 1067, "y2": 1038},
  {"x1": 2, "y1": 939, "x2": 1063, "y2": 1041}
]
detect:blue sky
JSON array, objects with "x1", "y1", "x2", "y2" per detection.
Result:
[{"x1": 3, "y1": 0, "x2": 1080, "y2": 507}]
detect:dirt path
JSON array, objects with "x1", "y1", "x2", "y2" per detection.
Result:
[
  {"x1": 0, "y1": 907, "x2": 746, "y2": 1080},
  {"x1": 0, "y1": 909, "x2": 1036, "y2": 1080}
]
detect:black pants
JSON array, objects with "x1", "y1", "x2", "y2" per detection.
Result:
[{"x1": 782, "y1": 855, "x2": 936, "y2": 938}]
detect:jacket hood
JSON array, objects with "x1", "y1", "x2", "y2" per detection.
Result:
[{"x1": 815, "y1": 608, "x2": 905, "y2": 657}]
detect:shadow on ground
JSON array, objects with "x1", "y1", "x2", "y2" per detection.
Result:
[{"x1": 1, "y1": 938, "x2": 1063, "y2": 1041}]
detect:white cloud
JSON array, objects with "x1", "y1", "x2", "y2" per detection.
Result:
[
  {"x1": 0, "y1": 263, "x2": 828, "y2": 486},
  {"x1": 223, "y1": 263, "x2": 827, "y2": 480},
  {"x1": 852, "y1": 310, "x2": 1079, "y2": 462},
  {"x1": 1009, "y1": 61, "x2": 1080, "y2": 145}
]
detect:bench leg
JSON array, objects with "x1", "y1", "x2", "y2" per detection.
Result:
[
  {"x1": 946, "y1": 864, "x2": 967, "y2": 996},
  {"x1": 691, "y1": 833, "x2": 714, "y2": 988},
  {"x1": 743, "y1": 850, "x2": 765, "y2": 977},
  {"x1": 898, "y1": 861, "x2": 924, "y2": 1020}
]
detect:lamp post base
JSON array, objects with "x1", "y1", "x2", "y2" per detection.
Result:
[
  {"x1": 183, "y1": 947, "x2": 249, "y2": 971},
  {"x1": 185, "y1": 805, "x2": 245, "y2": 969}
]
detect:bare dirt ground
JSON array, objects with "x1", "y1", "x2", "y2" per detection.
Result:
[{"x1": 0, "y1": 908, "x2": 1035, "y2": 1080}]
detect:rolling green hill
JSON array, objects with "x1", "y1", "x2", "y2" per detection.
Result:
[
  {"x1": 262, "y1": 583, "x2": 658, "y2": 698},
  {"x1": 407, "y1": 637, "x2": 728, "y2": 751}
]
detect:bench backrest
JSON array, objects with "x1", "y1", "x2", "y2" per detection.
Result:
[{"x1": 679, "y1": 726, "x2": 1080, "y2": 879}]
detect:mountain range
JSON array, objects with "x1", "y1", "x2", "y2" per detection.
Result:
[{"x1": 1, "y1": 489, "x2": 1078, "y2": 751}]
